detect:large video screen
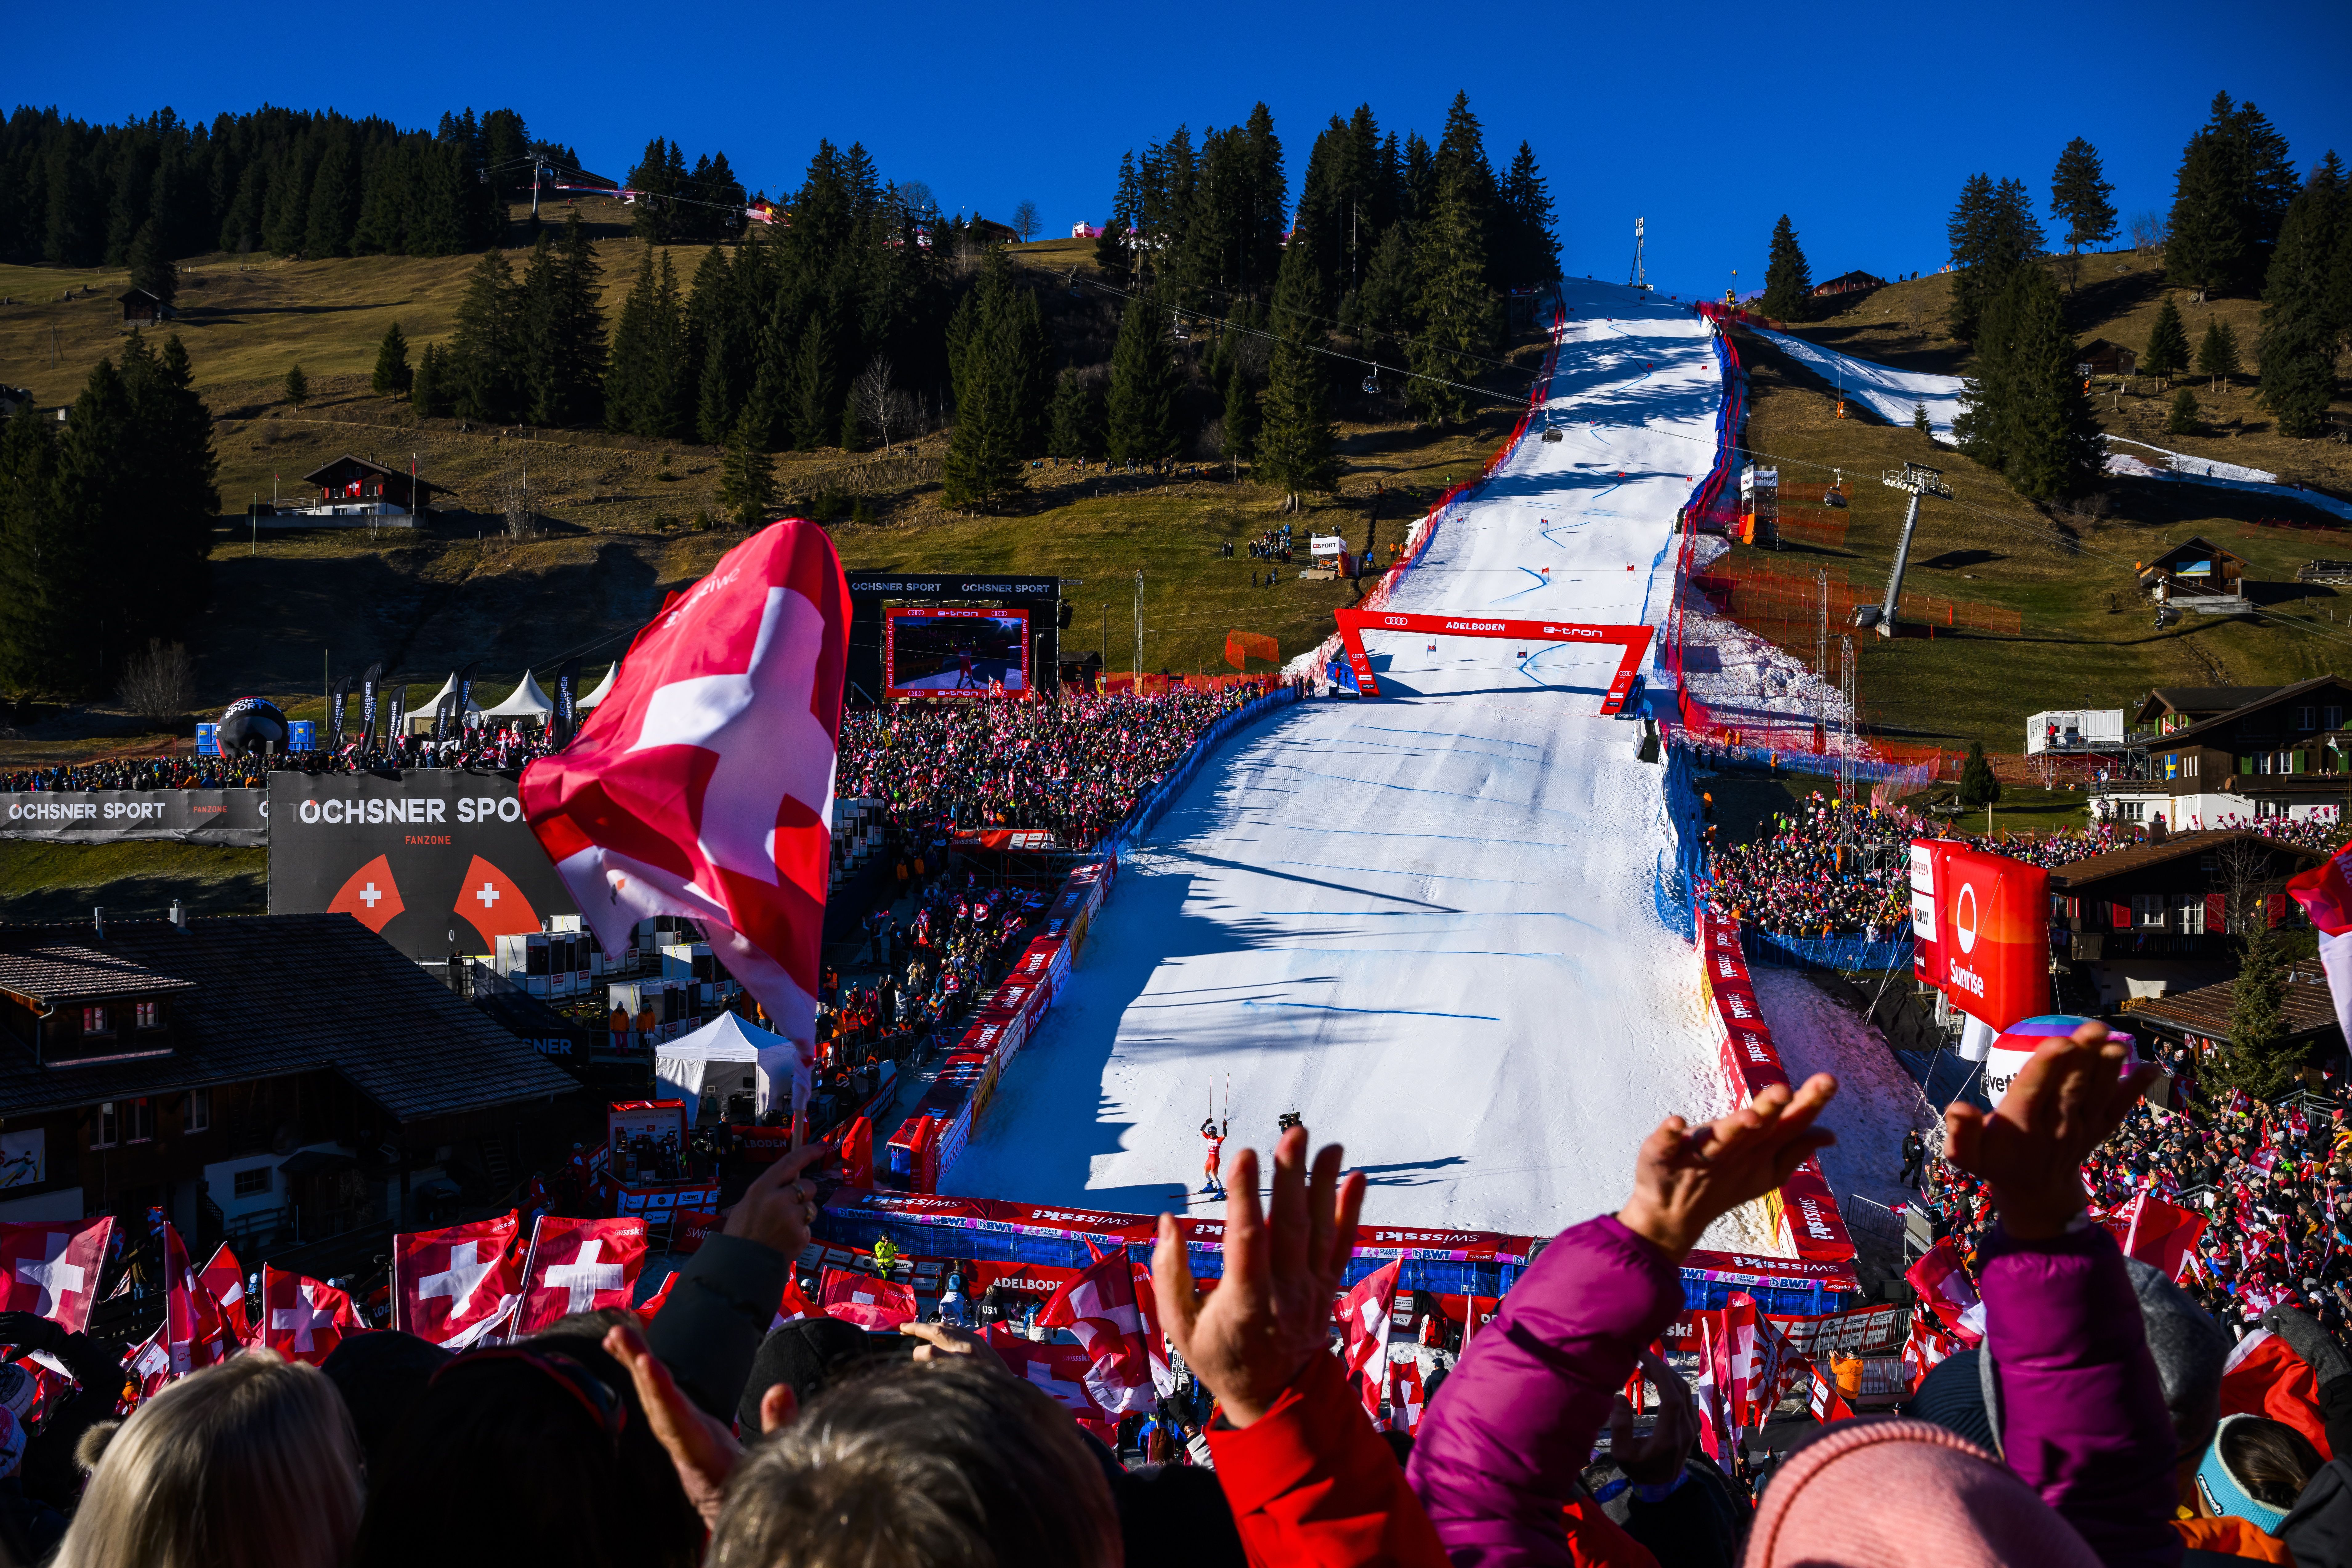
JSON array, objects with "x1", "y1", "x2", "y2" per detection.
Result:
[{"x1": 884, "y1": 608, "x2": 1030, "y2": 699}]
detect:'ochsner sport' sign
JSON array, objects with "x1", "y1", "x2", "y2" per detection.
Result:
[
  {"x1": 0, "y1": 790, "x2": 266, "y2": 847},
  {"x1": 293, "y1": 793, "x2": 524, "y2": 825},
  {"x1": 269, "y1": 770, "x2": 575, "y2": 957}
]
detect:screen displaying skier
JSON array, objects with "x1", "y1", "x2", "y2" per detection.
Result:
[{"x1": 884, "y1": 608, "x2": 1030, "y2": 699}]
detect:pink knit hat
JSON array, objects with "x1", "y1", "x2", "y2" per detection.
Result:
[{"x1": 1743, "y1": 1418, "x2": 2102, "y2": 1568}]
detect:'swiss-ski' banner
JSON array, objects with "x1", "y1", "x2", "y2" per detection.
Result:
[
  {"x1": 268, "y1": 771, "x2": 577, "y2": 957},
  {"x1": 0, "y1": 790, "x2": 267, "y2": 847}
]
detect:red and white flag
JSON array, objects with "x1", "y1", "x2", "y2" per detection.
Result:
[
  {"x1": 120, "y1": 1329, "x2": 170, "y2": 1410},
  {"x1": 819, "y1": 1266, "x2": 916, "y2": 1331},
  {"x1": 200, "y1": 1244, "x2": 253, "y2": 1345},
  {"x1": 1389, "y1": 1356, "x2": 1427, "y2": 1432},
  {"x1": 2221, "y1": 1327, "x2": 2334, "y2": 1460},
  {"x1": 160, "y1": 1222, "x2": 229, "y2": 1376},
  {"x1": 1335, "y1": 1260, "x2": 1401, "y2": 1420},
  {"x1": 513, "y1": 1217, "x2": 647, "y2": 1336},
  {"x1": 2114, "y1": 1192, "x2": 2209, "y2": 1282},
  {"x1": 770, "y1": 1271, "x2": 821, "y2": 1330},
  {"x1": 1902, "y1": 1310, "x2": 1962, "y2": 1391},
  {"x1": 982, "y1": 1324, "x2": 1121, "y2": 1428},
  {"x1": 1904, "y1": 1235, "x2": 1984, "y2": 1345},
  {"x1": 633, "y1": 1272, "x2": 680, "y2": 1325},
  {"x1": 1805, "y1": 1355, "x2": 1858, "y2": 1423},
  {"x1": 2291, "y1": 847, "x2": 2352, "y2": 1049},
  {"x1": 394, "y1": 1213, "x2": 522, "y2": 1348},
  {"x1": 0, "y1": 1219, "x2": 112, "y2": 1335},
  {"x1": 1038, "y1": 1247, "x2": 1157, "y2": 1417},
  {"x1": 522, "y1": 521, "x2": 852, "y2": 1115},
  {"x1": 261, "y1": 1267, "x2": 365, "y2": 1366}
]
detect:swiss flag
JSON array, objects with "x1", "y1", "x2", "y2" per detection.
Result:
[
  {"x1": 160, "y1": 1222, "x2": 229, "y2": 1376},
  {"x1": 2290, "y1": 848, "x2": 2352, "y2": 1052},
  {"x1": 394, "y1": 1213, "x2": 523, "y2": 1348},
  {"x1": 261, "y1": 1266, "x2": 366, "y2": 1365},
  {"x1": 1904, "y1": 1236, "x2": 1984, "y2": 1345},
  {"x1": 120, "y1": 1329, "x2": 171, "y2": 1410},
  {"x1": 2112, "y1": 1192, "x2": 2209, "y2": 1281},
  {"x1": 0, "y1": 1219, "x2": 112, "y2": 1335},
  {"x1": 2221, "y1": 1328, "x2": 2334, "y2": 1460},
  {"x1": 327, "y1": 854, "x2": 405, "y2": 934},
  {"x1": 1335, "y1": 1260, "x2": 1401, "y2": 1420},
  {"x1": 452, "y1": 854, "x2": 541, "y2": 947},
  {"x1": 1038, "y1": 1246, "x2": 1157, "y2": 1417},
  {"x1": 819, "y1": 1266, "x2": 915, "y2": 1331},
  {"x1": 982, "y1": 1324, "x2": 1121, "y2": 1426},
  {"x1": 770, "y1": 1271, "x2": 821, "y2": 1330},
  {"x1": 522, "y1": 520, "x2": 851, "y2": 1115},
  {"x1": 633, "y1": 1271, "x2": 679, "y2": 1325},
  {"x1": 200, "y1": 1244, "x2": 253, "y2": 1345},
  {"x1": 513, "y1": 1216, "x2": 647, "y2": 1336},
  {"x1": 840, "y1": 1117, "x2": 874, "y2": 1189},
  {"x1": 1390, "y1": 1357, "x2": 1426, "y2": 1432}
]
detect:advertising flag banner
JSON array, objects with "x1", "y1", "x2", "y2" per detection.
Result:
[{"x1": 1910, "y1": 839, "x2": 2050, "y2": 1030}]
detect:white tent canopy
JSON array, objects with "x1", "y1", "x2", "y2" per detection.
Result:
[
  {"x1": 577, "y1": 661, "x2": 619, "y2": 709},
  {"x1": 406, "y1": 672, "x2": 486, "y2": 732},
  {"x1": 481, "y1": 669, "x2": 554, "y2": 722},
  {"x1": 654, "y1": 1011, "x2": 799, "y2": 1122}
]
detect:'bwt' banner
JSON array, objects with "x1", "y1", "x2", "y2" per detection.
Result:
[
  {"x1": 0, "y1": 790, "x2": 266, "y2": 847},
  {"x1": 1910, "y1": 839, "x2": 2050, "y2": 1031},
  {"x1": 268, "y1": 770, "x2": 577, "y2": 957}
]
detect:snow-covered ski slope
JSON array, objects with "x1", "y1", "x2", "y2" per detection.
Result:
[
  {"x1": 949, "y1": 280, "x2": 1777, "y2": 1244},
  {"x1": 1750, "y1": 326, "x2": 1966, "y2": 440}
]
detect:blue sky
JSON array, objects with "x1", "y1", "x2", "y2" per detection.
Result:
[{"x1": 9, "y1": 0, "x2": 2349, "y2": 296}]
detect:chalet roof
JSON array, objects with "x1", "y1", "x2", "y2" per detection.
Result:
[
  {"x1": 0, "y1": 915, "x2": 576, "y2": 1121},
  {"x1": 2135, "y1": 675, "x2": 2352, "y2": 750},
  {"x1": 2128, "y1": 958, "x2": 2342, "y2": 1045},
  {"x1": 2046, "y1": 829, "x2": 2322, "y2": 891},
  {"x1": 1812, "y1": 271, "x2": 1885, "y2": 294},
  {"x1": 118, "y1": 287, "x2": 164, "y2": 305},
  {"x1": 2136, "y1": 686, "x2": 2286, "y2": 724},
  {"x1": 300, "y1": 454, "x2": 438, "y2": 495},
  {"x1": 2141, "y1": 535, "x2": 2245, "y2": 573}
]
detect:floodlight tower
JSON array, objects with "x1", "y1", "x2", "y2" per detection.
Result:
[
  {"x1": 1871, "y1": 461, "x2": 1953, "y2": 638},
  {"x1": 1627, "y1": 217, "x2": 1648, "y2": 293}
]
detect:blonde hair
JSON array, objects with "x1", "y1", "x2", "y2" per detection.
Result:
[{"x1": 56, "y1": 1349, "x2": 363, "y2": 1568}]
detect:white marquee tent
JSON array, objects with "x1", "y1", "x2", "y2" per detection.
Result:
[
  {"x1": 404, "y1": 672, "x2": 486, "y2": 733},
  {"x1": 481, "y1": 669, "x2": 554, "y2": 724},
  {"x1": 654, "y1": 1011, "x2": 801, "y2": 1122},
  {"x1": 578, "y1": 661, "x2": 619, "y2": 709}
]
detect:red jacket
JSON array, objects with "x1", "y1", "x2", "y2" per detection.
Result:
[{"x1": 1206, "y1": 1350, "x2": 1449, "y2": 1568}]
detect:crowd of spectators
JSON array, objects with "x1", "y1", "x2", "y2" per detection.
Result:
[
  {"x1": 1, "y1": 726, "x2": 563, "y2": 792},
  {"x1": 1705, "y1": 790, "x2": 2351, "y2": 938},
  {"x1": 7, "y1": 1025, "x2": 2345, "y2": 1568}
]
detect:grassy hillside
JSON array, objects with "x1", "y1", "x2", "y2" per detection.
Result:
[
  {"x1": 1724, "y1": 247, "x2": 2352, "y2": 760},
  {"x1": 0, "y1": 840, "x2": 264, "y2": 922},
  {"x1": 0, "y1": 205, "x2": 1537, "y2": 765}
]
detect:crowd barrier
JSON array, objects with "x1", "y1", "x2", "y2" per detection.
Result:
[
  {"x1": 1740, "y1": 926, "x2": 1915, "y2": 973},
  {"x1": 1101, "y1": 684, "x2": 1302, "y2": 856}
]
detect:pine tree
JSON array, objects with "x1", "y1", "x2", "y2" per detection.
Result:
[
  {"x1": 717, "y1": 407, "x2": 775, "y2": 527},
  {"x1": 2050, "y1": 138, "x2": 2117, "y2": 252},
  {"x1": 1407, "y1": 168, "x2": 1499, "y2": 425},
  {"x1": 1256, "y1": 209, "x2": 1337, "y2": 510},
  {"x1": 787, "y1": 303, "x2": 839, "y2": 451},
  {"x1": 2168, "y1": 93, "x2": 2300, "y2": 300},
  {"x1": 1222, "y1": 358, "x2": 1257, "y2": 462},
  {"x1": 1048, "y1": 370, "x2": 1105, "y2": 460},
  {"x1": 2168, "y1": 131, "x2": 2242, "y2": 302},
  {"x1": 605, "y1": 246, "x2": 684, "y2": 437},
  {"x1": 1093, "y1": 220, "x2": 1130, "y2": 286},
  {"x1": 450, "y1": 247, "x2": 522, "y2": 422},
  {"x1": 371, "y1": 321, "x2": 412, "y2": 397},
  {"x1": 2217, "y1": 921, "x2": 2299, "y2": 1101},
  {"x1": 553, "y1": 210, "x2": 606, "y2": 425},
  {"x1": 128, "y1": 220, "x2": 175, "y2": 309},
  {"x1": 1958, "y1": 738, "x2": 2001, "y2": 810},
  {"x1": 2197, "y1": 319, "x2": 2242, "y2": 391},
  {"x1": 121, "y1": 333, "x2": 216, "y2": 646},
  {"x1": 1954, "y1": 265, "x2": 2101, "y2": 503},
  {"x1": 1760, "y1": 215, "x2": 1813, "y2": 322},
  {"x1": 301, "y1": 135, "x2": 358, "y2": 258},
  {"x1": 2169, "y1": 387, "x2": 2201, "y2": 434},
  {"x1": 1913, "y1": 401, "x2": 1932, "y2": 435},
  {"x1": 50, "y1": 358, "x2": 140, "y2": 689},
  {"x1": 941, "y1": 256, "x2": 1035, "y2": 507},
  {"x1": 412, "y1": 341, "x2": 453, "y2": 417},
  {"x1": 2259, "y1": 156, "x2": 2344, "y2": 437},
  {"x1": 1498, "y1": 142, "x2": 1561, "y2": 287},
  {"x1": 283, "y1": 362, "x2": 309, "y2": 408},
  {"x1": 1104, "y1": 292, "x2": 1182, "y2": 465},
  {"x1": 2143, "y1": 294, "x2": 2192, "y2": 388},
  {"x1": 0, "y1": 407, "x2": 67, "y2": 695},
  {"x1": 1947, "y1": 176, "x2": 2044, "y2": 342}
]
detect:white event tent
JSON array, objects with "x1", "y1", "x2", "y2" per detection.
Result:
[
  {"x1": 481, "y1": 669, "x2": 555, "y2": 725},
  {"x1": 654, "y1": 1011, "x2": 800, "y2": 1122}
]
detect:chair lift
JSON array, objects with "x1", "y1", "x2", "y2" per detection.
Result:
[
  {"x1": 1066, "y1": 268, "x2": 1083, "y2": 299},
  {"x1": 1541, "y1": 406, "x2": 1563, "y2": 443},
  {"x1": 1362, "y1": 363, "x2": 1381, "y2": 396}
]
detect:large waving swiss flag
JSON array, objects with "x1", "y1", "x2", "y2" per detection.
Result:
[{"x1": 522, "y1": 520, "x2": 849, "y2": 1110}]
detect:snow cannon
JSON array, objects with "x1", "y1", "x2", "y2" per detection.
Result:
[
  {"x1": 1983, "y1": 1015, "x2": 2138, "y2": 1105},
  {"x1": 215, "y1": 696, "x2": 291, "y2": 756}
]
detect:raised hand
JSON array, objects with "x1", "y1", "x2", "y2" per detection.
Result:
[
  {"x1": 1150, "y1": 1125, "x2": 1364, "y2": 1428},
  {"x1": 1608, "y1": 1347, "x2": 1698, "y2": 1487},
  {"x1": 1945, "y1": 1021, "x2": 2155, "y2": 1239},
  {"x1": 1616, "y1": 1074, "x2": 1839, "y2": 1261},
  {"x1": 720, "y1": 1139, "x2": 833, "y2": 1259}
]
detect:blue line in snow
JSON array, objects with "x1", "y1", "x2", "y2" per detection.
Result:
[
  {"x1": 1489, "y1": 567, "x2": 1551, "y2": 604},
  {"x1": 1242, "y1": 1000, "x2": 1501, "y2": 1022}
]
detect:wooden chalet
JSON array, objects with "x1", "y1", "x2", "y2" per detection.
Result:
[
  {"x1": 119, "y1": 287, "x2": 173, "y2": 325},
  {"x1": 300, "y1": 455, "x2": 439, "y2": 516},
  {"x1": 2077, "y1": 338, "x2": 2139, "y2": 377},
  {"x1": 2137, "y1": 535, "x2": 2249, "y2": 612},
  {"x1": 2046, "y1": 829, "x2": 2324, "y2": 1005},
  {"x1": 1811, "y1": 271, "x2": 1885, "y2": 298},
  {"x1": 2126, "y1": 959, "x2": 2346, "y2": 1078}
]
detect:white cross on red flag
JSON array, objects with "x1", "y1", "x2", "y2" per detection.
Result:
[
  {"x1": 261, "y1": 1266, "x2": 365, "y2": 1365},
  {"x1": 769, "y1": 1271, "x2": 821, "y2": 1330},
  {"x1": 1389, "y1": 1356, "x2": 1426, "y2": 1432},
  {"x1": 1335, "y1": 1259, "x2": 1400, "y2": 1420},
  {"x1": 818, "y1": 1266, "x2": 916, "y2": 1331},
  {"x1": 199, "y1": 1243, "x2": 253, "y2": 1346},
  {"x1": 0, "y1": 1219, "x2": 112, "y2": 1335},
  {"x1": 1036, "y1": 1247, "x2": 1156, "y2": 1417},
  {"x1": 394, "y1": 1212, "x2": 523, "y2": 1348},
  {"x1": 522, "y1": 520, "x2": 852, "y2": 1115},
  {"x1": 982, "y1": 1324, "x2": 1122, "y2": 1434},
  {"x1": 161, "y1": 1221, "x2": 229, "y2": 1376},
  {"x1": 120, "y1": 1328, "x2": 170, "y2": 1408},
  {"x1": 513, "y1": 1216, "x2": 648, "y2": 1336}
]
